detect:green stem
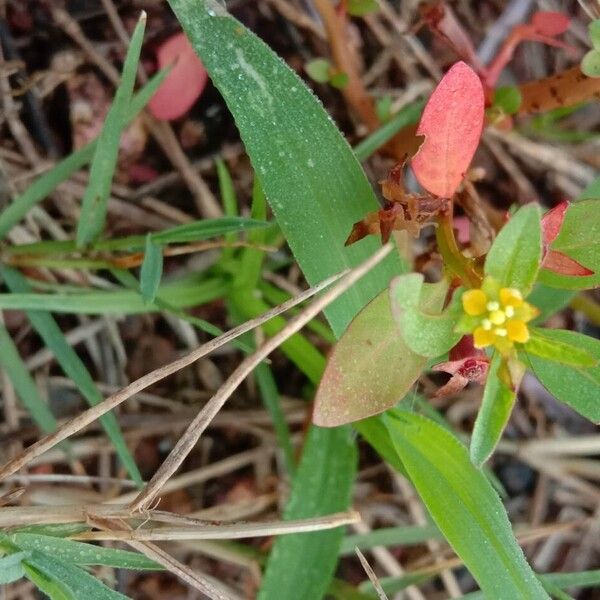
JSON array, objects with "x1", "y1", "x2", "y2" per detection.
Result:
[{"x1": 436, "y1": 211, "x2": 481, "y2": 288}]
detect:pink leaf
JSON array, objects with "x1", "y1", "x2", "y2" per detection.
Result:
[
  {"x1": 542, "y1": 250, "x2": 594, "y2": 277},
  {"x1": 148, "y1": 33, "x2": 208, "y2": 121},
  {"x1": 531, "y1": 11, "x2": 570, "y2": 37},
  {"x1": 411, "y1": 62, "x2": 484, "y2": 198},
  {"x1": 541, "y1": 200, "x2": 569, "y2": 246}
]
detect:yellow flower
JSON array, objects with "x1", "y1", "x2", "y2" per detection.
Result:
[{"x1": 459, "y1": 278, "x2": 538, "y2": 353}]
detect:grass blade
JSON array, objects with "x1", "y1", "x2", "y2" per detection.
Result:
[
  {"x1": 139, "y1": 235, "x2": 163, "y2": 304},
  {"x1": 76, "y1": 13, "x2": 146, "y2": 247}
]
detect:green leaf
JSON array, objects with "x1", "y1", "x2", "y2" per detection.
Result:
[
  {"x1": 76, "y1": 13, "x2": 146, "y2": 247},
  {"x1": 258, "y1": 426, "x2": 357, "y2": 600},
  {"x1": 329, "y1": 71, "x2": 349, "y2": 89},
  {"x1": 494, "y1": 85, "x2": 522, "y2": 114},
  {"x1": 23, "y1": 563, "x2": 73, "y2": 600},
  {"x1": 484, "y1": 203, "x2": 542, "y2": 294},
  {"x1": 10, "y1": 534, "x2": 160, "y2": 570},
  {"x1": 305, "y1": 58, "x2": 331, "y2": 84},
  {"x1": 0, "y1": 275, "x2": 228, "y2": 314},
  {"x1": 0, "y1": 321, "x2": 59, "y2": 435},
  {"x1": 139, "y1": 235, "x2": 163, "y2": 304},
  {"x1": 0, "y1": 68, "x2": 168, "y2": 242},
  {"x1": 0, "y1": 551, "x2": 29, "y2": 583},
  {"x1": 24, "y1": 552, "x2": 129, "y2": 599},
  {"x1": 521, "y1": 329, "x2": 600, "y2": 422},
  {"x1": 354, "y1": 414, "x2": 407, "y2": 474},
  {"x1": 581, "y1": 49, "x2": 600, "y2": 77},
  {"x1": 340, "y1": 524, "x2": 441, "y2": 555},
  {"x1": 389, "y1": 274, "x2": 461, "y2": 358},
  {"x1": 385, "y1": 410, "x2": 549, "y2": 599},
  {"x1": 590, "y1": 19, "x2": 600, "y2": 50},
  {"x1": 470, "y1": 353, "x2": 518, "y2": 467},
  {"x1": 347, "y1": 0, "x2": 379, "y2": 17},
  {"x1": 538, "y1": 200, "x2": 600, "y2": 290},
  {"x1": 314, "y1": 291, "x2": 426, "y2": 426},
  {"x1": 528, "y1": 284, "x2": 575, "y2": 324},
  {"x1": 169, "y1": 0, "x2": 401, "y2": 338},
  {"x1": 0, "y1": 266, "x2": 142, "y2": 485},
  {"x1": 524, "y1": 328, "x2": 597, "y2": 367}
]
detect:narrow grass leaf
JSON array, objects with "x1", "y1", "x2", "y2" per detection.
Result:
[
  {"x1": 485, "y1": 204, "x2": 542, "y2": 294},
  {"x1": 10, "y1": 534, "x2": 160, "y2": 570},
  {"x1": 258, "y1": 426, "x2": 357, "y2": 600},
  {"x1": 522, "y1": 328, "x2": 600, "y2": 422},
  {"x1": 0, "y1": 68, "x2": 167, "y2": 241},
  {"x1": 0, "y1": 275, "x2": 229, "y2": 314},
  {"x1": 0, "y1": 321, "x2": 58, "y2": 434},
  {"x1": 340, "y1": 524, "x2": 441, "y2": 555},
  {"x1": 1, "y1": 266, "x2": 142, "y2": 485},
  {"x1": 22, "y1": 563, "x2": 74, "y2": 600},
  {"x1": 140, "y1": 235, "x2": 163, "y2": 304},
  {"x1": 385, "y1": 410, "x2": 549, "y2": 599},
  {"x1": 76, "y1": 13, "x2": 146, "y2": 247},
  {"x1": 470, "y1": 352, "x2": 517, "y2": 467}
]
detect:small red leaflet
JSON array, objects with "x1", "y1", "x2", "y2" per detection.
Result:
[{"x1": 411, "y1": 61, "x2": 484, "y2": 199}]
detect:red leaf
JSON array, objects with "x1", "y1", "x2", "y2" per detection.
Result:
[
  {"x1": 541, "y1": 200, "x2": 569, "y2": 245},
  {"x1": 531, "y1": 11, "x2": 570, "y2": 37},
  {"x1": 411, "y1": 62, "x2": 484, "y2": 198},
  {"x1": 148, "y1": 33, "x2": 208, "y2": 121},
  {"x1": 542, "y1": 250, "x2": 594, "y2": 277}
]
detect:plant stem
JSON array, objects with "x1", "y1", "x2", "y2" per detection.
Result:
[{"x1": 435, "y1": 211, "x2": 482, "y2": 288}]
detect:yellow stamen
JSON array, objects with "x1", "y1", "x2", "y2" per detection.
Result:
[
  {"x1": 462, "y1": 289, "x2": 488, "y2": 316},
  {"x1": 495, "y1": 327, "x2": 507, "y2": 337},
  {"x1": 482, "y1": 319, "x2": 492, "y2": 330},
  {"x1": 506, "y1": 319, "x2": 529, "y2": 343},
  {"x1": 486, "y1": 301, "x2": 500, "y2": 311},
  {"x1": 505, "y1": 305, "x2": 515, "y2": 318}
]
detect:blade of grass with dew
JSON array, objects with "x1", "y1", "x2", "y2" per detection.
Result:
[
  {"x1": 6, "y1": 534, "x2": 161, "y2": 570},
  {"x1": 0, "y1": 319, "x2": 59, "y2": 435},
  {"x1": 75, "y1": 13, "x2": 146, "y2": 247},
  {"x1": 23, "y1": 552, "x2": 129, "y2": 599},
  {"x1": 168, "y1": 4, "x2": 404, "y2": 596},
  {"x1": 139, "y1": 235, "x2": 163, "y2": 304},
  {"x1": 0, "y1": 68, "x2": 168, "y2": 241},
  {"x1": 0, "y1": 266, "x2": 142, "y2": 485},
  {"x1": 353, "y1": 101, "x2": 424, "y2": 161}
]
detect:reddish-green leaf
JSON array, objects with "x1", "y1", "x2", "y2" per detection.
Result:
[
  {"x1": 411, "y1": 61, "x2": 484, "y2": 198},
  {"x1": 313, "y1": 291, "x2": 426, "y2": 427}
]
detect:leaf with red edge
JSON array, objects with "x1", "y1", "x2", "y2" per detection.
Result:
[
  {"x1": 541, "y1": 201, "x2": 594, "y2": 277},
  {"x1": 148, "y1": 32, "x2": 208, "y2": 121},
  {"x1": 531, "y1": 11, "x2": 570, "y2": 37},
  {"x1": 411, "y1": 62, "x2": 484, "y2": 198},
  {"x1": 313, "y1": 291, "x2": 426, "y2": 427}
]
